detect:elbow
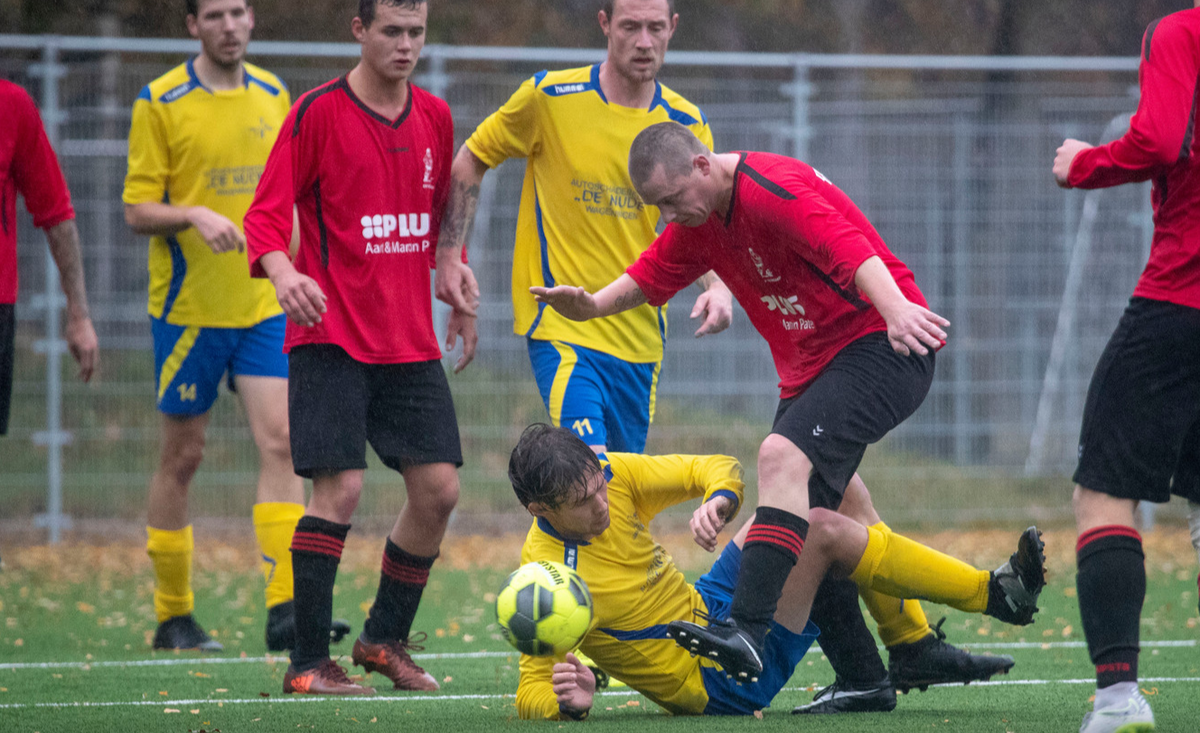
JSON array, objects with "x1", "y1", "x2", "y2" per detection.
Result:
[
  {"x1": 452, "y1": 144, "x2": 489, "y2": 183},
  {"x1": 123, "y1": 205, "x2": 142, "y2": 232}
]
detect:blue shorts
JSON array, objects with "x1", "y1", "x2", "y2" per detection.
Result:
[
  {"x1": 152, "y1": 314, "x2": 288, "y2": 416},
  {"x1": 694, "y1": 542, "x2": 821, "y2": 716},
  {"x1": 527, "y1": 338, "x2": 660, "y2": 452}
]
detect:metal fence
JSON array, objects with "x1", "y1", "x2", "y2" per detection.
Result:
[{"x1": 1, "y1": 35, "x2": 1159, "y2": 533}]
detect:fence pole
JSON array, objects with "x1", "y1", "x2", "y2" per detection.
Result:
[{"x1": 30, "y1": 37, "x2": 73, "y2": 544}]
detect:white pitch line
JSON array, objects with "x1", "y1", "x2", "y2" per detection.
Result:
[
  {"x1": 2, "y1": 678, "x2": 1199, "y2": 711},
  {"x1": 0, "y1": 639, "x2": 1195, "y2": 672}
]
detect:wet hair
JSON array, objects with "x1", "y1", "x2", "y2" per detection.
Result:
[
  {"x1": 186, "y1": 0, "x2": 248, "y2": 15},
  {"x1": 628, "y1": 121, "x2": 709, "y2": 194},
  {"x1": 508, "y1": 424, "x2": 603, "y2": 511},
  {"x1": 359, "y1": 0, "x2": 427, "y2": 28},
  {"x1": 602, "y1": 0, "x2": 676, "y2": 18}
]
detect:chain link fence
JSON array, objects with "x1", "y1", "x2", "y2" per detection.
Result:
[{"x1": 1, "y1": 36, "x2": 1160, "y2": 533}]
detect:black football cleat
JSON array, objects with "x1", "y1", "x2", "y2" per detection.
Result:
[
  {"x1": 666, "y1": 618, "x2": 763, "y2": 683},
  {"x1": 792, "y1": 676, "x2": 897, "y2": 714},
  {"x1": 985, "y1": 526, "x2": 1047, "y2": 626},
  {"x1": 887, "y1": 618, "x2": 1015, "y2": 692},
  {"x1": 265, "y1": 601, "x2": 352, "y2": 652},
  {"x1": 152, "y1": 614, "x2": 224, "y2": 652}
]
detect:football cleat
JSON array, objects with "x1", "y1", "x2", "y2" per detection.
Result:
[
  {"x1": 283, "y1": 659, "x2": 375, "y2": 696},
  {"x1": 985, "y1": 526, "x2": 1046, "y2": 626},
  {"x1": 351, "y1": 633, "x2": 439, "y2": 691},
  {"x1": 666, "y1": 617, "x2": 763, "y2": 683},
  {"x1": 792, "y1": 676, "x2": 897, "y2": 714},
  {"x1": 1078, "y1": 689, "x2": 1155, "y2": 733},
  {"x1": 264, "y1": 601, "x2": 352, "y2": 652},
  {"x1": 152, "y1": 614, "x2": 224, "y2": 652},
  {"x1": 888, "y1": 618, "x2": 1015, "y2": 692}
]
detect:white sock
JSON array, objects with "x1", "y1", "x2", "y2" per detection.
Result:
[
  {"x1": 1095, "y1": 681, "x2": 1139, "y2": 711},
  {"x1": 1189, "y1": 501, "x2": 1200, "y2": 567}
]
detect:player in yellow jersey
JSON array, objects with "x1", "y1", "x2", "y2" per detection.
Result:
[
  {"x1": 122, "y1": 0, "x2": 346, "y2": 652},
  {"x1": 435, "y1": 0, "x2": 733, "y2": 455},
  {"x1": 505, "y1": 424, "x2": 1047, "y2": 720}
]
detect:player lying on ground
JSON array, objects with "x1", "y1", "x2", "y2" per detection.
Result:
[
  {"x1": 507, "y1": 424, "x2": 1046, "y2": 719},
  {"x1": 532, "y1": 121, "x2": 1016, "y2": 691}
]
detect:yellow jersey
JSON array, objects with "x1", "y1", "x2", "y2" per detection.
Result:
[
  {"x1": 123, "y1": 59, "x2": 289, "y2": 328},
  {"x1": 465, "y1": 65, "x2": 713, "y2": 363},
  {"x1": 515, "y1": 452, "x2": 744, "y2": 719}
]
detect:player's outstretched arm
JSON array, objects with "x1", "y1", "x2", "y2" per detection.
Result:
[
  {"x1": 258, "y1": 250, "x2": 326, "y2": 327},
  {"x1": 690, "y1": 271, "x2": 733, "y2": 338},
  {"x1": 1052, "y1": 138, "x2": 1094, "y2": 188},
  {"x1": 124, "y1": 202, "x2": 245, "y2": 254},
  {"x1": 434, "y1": 146, "x2": 488, "y2": 316},
  {"x1": 531, "y1": 274, "x2": 648, "y2": 322},
  {"x1": 44, "y1": 219, "x2": 98, "y2": 382},
  {"x1": 854, "y1": 256, "x2": 948, "y2": 357},
  {"x1": 552, "y1": 653, "x2": 595, "y2": 720}
]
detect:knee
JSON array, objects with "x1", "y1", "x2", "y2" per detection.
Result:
[
  {"x1": 320, "y1": 474, "x2": 364, "y2": 520},
  {"x1": 161, "y1": 438, "x2": 205, "y2": 486},
  {"x1": 757, "y1": 434, "x2": 809, "y2": 482},
  {"x1": 805, "y1": 507, "x2": 845, "y2": 551},
  {"x1": 417, "y1": 475, "x2": 460, "y2": 522},
  {"x1": 259, "y1": 425, "x2": 292, "y2": 467}
]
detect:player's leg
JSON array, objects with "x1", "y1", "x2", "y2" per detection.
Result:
[
  {"x1": 146, "y1": 319, "x2": 228, "y2": 651},
  {"x1": 527, "y1": 338, "x2": 609, "y2": 452},
  {"x1": 352, "y1": 358, "x2": 462, "y2": 691},
  {"x1": 0, "y1": 303, "x2": 14, "y2": 438},
  {"x1": 281, "y1": 345, "x2": 373, "y2": 695},
  {"x1": 596, "y1": 348, "x2": 659, "y2": 454}
]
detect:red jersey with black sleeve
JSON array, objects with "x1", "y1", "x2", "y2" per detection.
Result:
[
  {"x1": 1067, "y1": 8, "x2": 1200, "y2": 310},
  {"x1": 244, "y1": 77, "x2": 453, "y2": 364},
  {"x1": 1, "y1": 80, "x2": 76, "y2": 304},
  {"x1": 626, "y1": 152, "x2": 926, "y2": 399}
]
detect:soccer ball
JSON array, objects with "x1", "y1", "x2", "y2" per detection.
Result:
[{"x1": 495, "y1": 560, "x2": 593, "y2": 656}]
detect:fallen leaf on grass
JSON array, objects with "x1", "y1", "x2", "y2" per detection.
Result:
[
  {"x1": 215, "y1": 688, "x2": 228, "y2": 693},
  {"x1": 165, "y1": 708, "x2": 181, "y2": 713},
  {"x1": 753, "y1": 710, "x2": 763, "y2": 720},
  {"x1": 259, "y1": 692, "x2": 270, "y2": 698},
  {"x1": 443, "y1": 676, "x2": 453, "y2": 683}
]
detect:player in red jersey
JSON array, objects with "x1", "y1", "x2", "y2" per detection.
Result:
[
  {"x1": 244, "y1": 0, "x2": 475, "y2": 696},
  {"x1": 533, "y1": 121, "x2": 1047, "y2": 688},
  {"x1": 1, "y1": 79, "x2": 98, "y2": 437},
  {"x1": 1053, "y1": 6, "x2": 1200, "y2": 731}
]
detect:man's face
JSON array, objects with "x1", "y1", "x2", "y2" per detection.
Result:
[
  {"x1": 600, "y1": 0, "x2": 677, "y2": 85},
  {"x1": 187, "y1": 0, "x2": 254, "y2": 69},
  {"x1": 353, "y1": 1, "x2": 427, "y2": 85},
  {"x1": 535, "y1": 471, "x2": 611, "y2": 542},
  {"x1": 639, "y1": 160, "x2": 714, "y2": 227}
]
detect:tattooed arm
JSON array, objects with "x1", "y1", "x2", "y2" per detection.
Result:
[
  {"x1": 434, "y1": 146, "x2": 488, "y2": 315},
  {"x1": 44, "y1": 219, "x2": 99, "y2": 381},
  {"x1": 530, "y1": 274, "x2": 647, "y2": 322}
]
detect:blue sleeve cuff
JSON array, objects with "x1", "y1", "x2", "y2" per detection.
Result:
[{"x1": 707, "y1": 489, "x2": 740, "y2": 514}]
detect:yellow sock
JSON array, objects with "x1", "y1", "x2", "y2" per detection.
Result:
[
  {"x1": 147, "y1": 525, "x2": 194, "y2": 623},
  {"x1": 253, "y1": 502, "x2": 305, "y2": 610},
  {"x1": 850, "y1": 525, "x2": 990, "y2": 613},
  {"x1": 859, "y1": 523, "x2": 932, "y2": 647}
]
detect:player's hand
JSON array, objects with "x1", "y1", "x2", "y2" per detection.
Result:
[
  {"x1": 1053, "y1": 139, "x2": 1093, "y2": 188},
  {"x1": 530, "y1": 285, "x2": 599, "y2": 322},
  {"x1": 272, "y1": 269, "x2": 327, "y2": 327},
  {"x1": 552, "y1": 652, "x2": 595, "y2": 717},
  {"x1": 691, "y1": 285, "x2": 733, "y2": 338},
  {"x1": 691, "y1": 495, "x2": 733, "y2": 552},
  {"x1": 435, "y1": 258, "x2": 480, "y2": 317},
  {"x1": 187, "y1": 206, "x2": 246, "y2": 254},
  {"x1": 882, "y1": 300, "x2": 948, "y2": 357},
  {"x1": 65, "y1": 315, "x2": 99, "y2": 383},
  {"x1": 445, "y1": 308, "x2": 477, "y2": 374}
]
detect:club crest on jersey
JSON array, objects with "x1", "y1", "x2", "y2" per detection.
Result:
[
  {"x1": 423, "y1": 148, "x2": 435, "y2": 190},
  {"x1": 748, "y1": 247, "x2": 781, "y2": 283}
]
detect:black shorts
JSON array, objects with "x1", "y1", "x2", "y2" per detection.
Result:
[
  {"x1": 1073, "y1": 297, "x2": 1200, "y2": 504},
  {"x1": 771, "y1": 332, "x2": 935, "y2": 511},
  {"x1": 0, "y1": 304, "x2": 13, "y2": 436},
  {"x1": 288, "y1": 344, "x2": 463, "y2": 478}
]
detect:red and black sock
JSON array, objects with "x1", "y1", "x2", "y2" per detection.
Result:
[
  {"x1": 1076, "y1": 525, "x2": 1144, "y2": 689},
  {"x1": 289, "y1": 516, "x2": 350, "y2": 671},
  {"x1": 730, "y1": 506, "x2": 809, "y2": 645},
  {"x1": 362, "y1": 539, "x2": 437, "y2": 645}
]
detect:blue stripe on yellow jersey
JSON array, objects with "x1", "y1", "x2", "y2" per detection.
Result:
[
  {"x1": 516, "y1": 452, "x2": 744, "y2": 718},
  {"x1": 123, "y1": 59, "x2": 290, "y2": 328},
  {"x1": 465, "y1": 65, "x2": 714, "y2": 363}
]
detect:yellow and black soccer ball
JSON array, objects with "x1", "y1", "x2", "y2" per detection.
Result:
[{"x1": 495, "y1": 560, "x2": 593, "y2": 656}]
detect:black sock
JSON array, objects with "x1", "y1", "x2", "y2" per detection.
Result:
[
  {"x1": 1076, "y1": 525, "x2": 1144, "y2": 688},
  {"x1": 289, "y1": 516, "x2": 351, "y2": 671},
  {"x1": 729, "y1": 506, "x2": 809, "y2": 645},
  {"x1": 362, "y1": 539, "x2": 437, "y2": 644},
  {"x1": 809, "y1": 573, "x2": 887, "y2": 684}
]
